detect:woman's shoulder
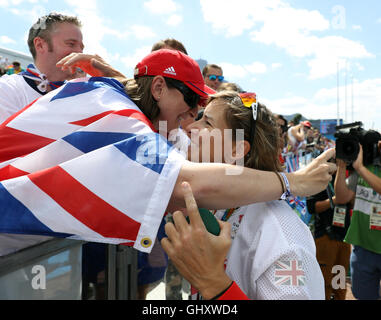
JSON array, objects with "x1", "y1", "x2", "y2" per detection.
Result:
[{"x1": 241, "y1": 201, "x2": 315, "y2": 251}]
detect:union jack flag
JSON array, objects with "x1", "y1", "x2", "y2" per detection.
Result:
[
  {"x1": 274, "y1": 260, "x2": 306, "y2": 286},
  {"x1": 0, "y1": 77, "x2": 184, "y2": 253}
]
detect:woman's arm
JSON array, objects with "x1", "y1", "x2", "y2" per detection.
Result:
[{"x1": 169, "y1": 148, "x2": 336, "y2": 210}]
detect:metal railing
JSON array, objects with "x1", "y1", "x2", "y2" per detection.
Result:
[{"x1": 0, "y1": 238, "x2": 138, "y2": 300}]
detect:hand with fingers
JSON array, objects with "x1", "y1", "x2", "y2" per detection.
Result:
[
  {"x1": 56, "y1": 53, "x2": 127, "y2": 80},
  {"x1": 161, "y1": 182, "x2": 233, "y2": 300},
  {"x1": 290, "y1": 148, "x2": 337, "y2": 197},
  {"x1": 352, "y1": 144, "x2": 364, "y2": 172}
]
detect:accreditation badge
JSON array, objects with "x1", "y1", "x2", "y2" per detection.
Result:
[
  {"x1": 370, "y1": 204, "x2": 381, "y2": 231},
  {"x1": 332, "y1": 206, "x2": 346, "y2": 228}
]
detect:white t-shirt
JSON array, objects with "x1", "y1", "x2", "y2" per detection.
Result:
[
  {"x1": 215, "y1": 200, "x2": 325, "y2": 300},
  {"x1": 0, "y1": 74, "x2": 42, "y2": 124}
]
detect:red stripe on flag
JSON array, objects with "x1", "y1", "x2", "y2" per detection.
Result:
[
  {"x1": 0, "y1": 126, "x2": 55, "y2": 163},
  {"x1": 114, "y1": 109, "x2": 156, "y2": 131},
  {"x1": 29, "y1": 166, "x2": 140, "y2": 240},
  {"x1": 0, "y1": 165, "x2": 29, "y2": 181},
  {"x1": 69, "y1": 111, "x2": 115, "y2": 126},
  {"x1": 70, "y1": 109, "x2": 156, "y2": 132},
  {"x1": 1, "y1": 98, "x2": 39, "y2": 127}
]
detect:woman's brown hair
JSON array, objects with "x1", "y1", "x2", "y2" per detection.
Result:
[
  {"x1": 122, "y1": 76, "x2": 160, "y2": 122},
  {"x1": 208, "y1": 91, "x2": 282, "y2": 172}
]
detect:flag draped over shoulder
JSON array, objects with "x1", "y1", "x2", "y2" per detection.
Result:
[{"x1": 0, "y1": 77, "x2": 185, "y2": 253}]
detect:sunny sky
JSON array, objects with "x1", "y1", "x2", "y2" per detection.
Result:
[{"x1": 0, "y1": 0, "x2": 380, "y2": 131}]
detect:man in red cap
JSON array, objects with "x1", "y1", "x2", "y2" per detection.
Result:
[{"x1": 132, "y1": 49, "x2": 215, "y2": 135}]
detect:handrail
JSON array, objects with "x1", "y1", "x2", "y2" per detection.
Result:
[{"x1": 0, "y1": 238, "x2": 85, "y2": 277}]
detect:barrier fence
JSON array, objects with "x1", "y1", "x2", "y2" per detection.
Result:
[
  {"x1": 0, "y1": 239, "x2": 137, "y2": 300},
  {"x1": 282, "y1": 150, "x2": 315, "y2": 226}
]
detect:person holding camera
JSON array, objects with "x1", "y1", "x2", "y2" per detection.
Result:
[
  {"x1": 334, "y1": 140, "x2": 381, "y2": 300},
  {"x1": 306, "y1": 175, "x2": 352, "y2": 300}
]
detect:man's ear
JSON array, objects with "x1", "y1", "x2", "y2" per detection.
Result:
[
  {"x1": 151, "y1": 76, "x2": 166, "y2": 102},
  {"x1": 33, "y1": 37, "x2": 47, "y2": 56},
  {"x1": 231, "y1": 140, "x2": 251, "y2": 162}
]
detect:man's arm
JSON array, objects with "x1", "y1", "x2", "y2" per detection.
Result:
[
  {"x1": 334, "y1": 159, "x2": 355, "y2": 204},
  {"x1": 353, "y1": 144, "x2": 381, "y2": 194},
  {"x1": 314, "y1": 196, "x2": 336, "y2": 213},
  {"x1": 56, "y1": 53, "x2": 127, "y2": 82}
]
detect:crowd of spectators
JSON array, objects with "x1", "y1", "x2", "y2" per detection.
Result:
[{"x1": 0, "y1": 58, "x2": 25, "y2": 76}]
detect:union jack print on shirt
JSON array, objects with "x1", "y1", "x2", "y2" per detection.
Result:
[{"x1": 274, "y1": 260, "x2": 306, "y2": 286}]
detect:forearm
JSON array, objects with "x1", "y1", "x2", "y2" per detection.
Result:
[
  {"x1": 315, "y1": 198, "x2": 334, "y2": 213},
  {"x1": 356, "y1": 166, "x2": 381, "y2": 194},
  {"x1": 170, "y1": 149, "x2": 335, "y2": 210},
  {"x1": 334, "y1": 166, "x2": 353, "y2": 204},
  {"x1": 173, "y1": 161, "x2": 283, "y2": 209}
]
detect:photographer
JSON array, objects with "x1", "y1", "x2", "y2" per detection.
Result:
[
  {"x1": 334, "y1": 139, "x2": 381, "y2": 300},
  {"x1": 307, "y1": 175, "x2": 352, "y2": 300}
]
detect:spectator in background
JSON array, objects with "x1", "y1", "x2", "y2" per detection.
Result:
[
  {"x1": 6, "y1": 61, "x2": 24, "y2": 75},
  {"x1": 275, "y1": 114, "x2": 288, "y2": 149},
  {"x1": 334, "y1": 142, "x2": 381, "y2": 300},
  {"x1": 0, "y1": 56, "x2": 9, "y2": 76},
  {"x1": 0, "y1": 12, "x2": 85, "y2": 123},
  {"x1": 307, "y1": 174, "x2": 352, "y2": 300},
  {"x1": 287, "y1": 121, "x2": 311, "y2": 154},
  {"x1": 151, "y1": 38, "x2": 188, "y2": 55},
  {"x1": 274, "y1": 114, "x2": 288, "y2": 166},
  {"x1": 202, "y1": 63, "x2": 224, "y2": 91}
]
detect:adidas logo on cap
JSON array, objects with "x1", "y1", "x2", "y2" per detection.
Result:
[{"x1": 163, "y1": 66, "x2": 177, "y2": 76}]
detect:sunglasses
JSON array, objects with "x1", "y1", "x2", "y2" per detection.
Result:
[
  {"x1": 207, "y1": 74, "x2": 224, "y2": 82},
  {"x1": 165, "y1": 78, "x2": 200, "y2": 109},
  {"x1": 239, "y1": 92, "x2": 258, "y2": 145}
]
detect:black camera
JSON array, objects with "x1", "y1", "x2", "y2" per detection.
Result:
[{"x1": 335, "y1": 122, "x2": 381, "y2": 166}]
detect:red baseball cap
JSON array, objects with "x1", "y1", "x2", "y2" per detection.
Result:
[
  {"x1": 303, "y1": 121, "x2": 312, "y2": 128},
  {"x1": 134, "y1": 49, "x2": 215, "y2": 99}
]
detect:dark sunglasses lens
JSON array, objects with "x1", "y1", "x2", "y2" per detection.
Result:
[
  {"x1": 218, "y1": 76, "x2": 224, "y2": 82},
  {"x1": 184, "y1": 91, "x2": 200, "y2": 109},
  {"x1": 209, "y1": 75, "x2": 217, "y2": 81},
  {"x1": 175, "y1": 83, "x2": 200, "y2": 109}
]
